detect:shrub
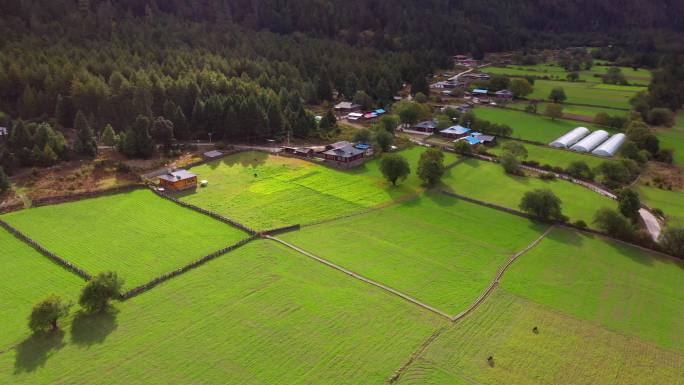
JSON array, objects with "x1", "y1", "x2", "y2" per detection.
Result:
[
  {"x1": 593, "y1": 208, "x2": 634, "y2": 240},
  {"x1": 539, "y1": 172, "x2": 556, "y2": 180},
  {"x1": 573, "y1": 220, "x2": 588, "y2": 229},
  {"x1": 647, "y1": 108, "x2": 674, "y2": 127},
  {"x1": 659, "y1": 227, "x2": 684, "y2": 258}
]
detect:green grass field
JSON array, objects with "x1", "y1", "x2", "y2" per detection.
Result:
[
  {"x1": 507, "y1": 100, "x2": 627, "y2": 120},
  {"x1": 397, "y1": 290, "x2": 684, "y2": 385},
  {"x1": 638, "y1": 185, "x2": 684, "y2": 227},
  {"x1": 0, "y1": 240, "x2": 445, "y2": 384},
  {"x1": 178, "y1": 148, "x2": 457, "y2": 230},
  {"x1": 442, "y1": 159, "x2": 617, "y2": 226},
  {"x1": 0, "y1": 228, "x2": 84, "y2": 349},
  {"x1": 280, "y1": 192, "x2": 548, "y2": 314},
  {"x1": 474, "y1": 107, "x2": 609, "y2": 143},
  {"x1": 529, "y1": 79, "x2": 645, "y2": 110},
  {"x1": 1, "y1": 189, "x2": 249, "y2": 289},
  {"x1": 483, "y1": 63, "x2": 651, "y2": 86},
  {"x1": 654, "y1": 110, "x2": 684, "y2": 165},
  {"x1": 488, "y1": 139, "x2": 613, "y2": 170}
]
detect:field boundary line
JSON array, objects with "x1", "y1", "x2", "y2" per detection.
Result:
[
  {"x1": 0, "y1": 219, "x2": 91, "y2": 281},
  {"x1": 120, "y1": 235, "x2": 259, "y2": 299},
  {"x1": 385, "y1": 326, "x2": 448, "y2": 385},
  {"x1": 450, "y1": 225, "x2": 553, "y2": 322},
  {"x1": 265, "y1": 236, "x2": 453, "y2": 320},
  {"x1": 385, "y1": 226, "x2": 552, "y2": 385},
  {"x1": 149, "y1": 186, "x2": 258, "y2": 235}
]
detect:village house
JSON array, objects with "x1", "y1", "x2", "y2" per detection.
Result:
[
  {"x1": 322, "y1": 141, "x2": 366, "y2": 168},
  {"x1": 410, "y1": 120, "x2": 438, "y2": 134},
  {"x1": 158, "y1": 170, "x2": 198, "y2": 191},
  {"x1": 440, "y1": 125, "x2": 471, "y2": 139},
  {"x1": 334, "y1": 101, "x2": 362, "y2": 114},
  {"x1": 494, "y1": 89, "x2": 514, "y2": 100},
  {"x1": 282, "y1": 146, "x2": 315, "y2": 158}
]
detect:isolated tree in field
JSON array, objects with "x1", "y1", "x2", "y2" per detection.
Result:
[
  {"x1": 544, "y1": 103, "x2": 564, "y2": 120},
  {"x1": 510, "y1": 78, "x2": 533, "y2": 98},
  {"x1": 79, "y1": 272, "x2": 124, "y2": 313},
  {"x1": 73, "y1": 110, "x2": 98, "y2": 157},
  {"x1": 593, "y1": 208, "x2": 634, "y2": 240},
  {"x1": 0, "y1": 166, "x2": 10, "y2": 194},
  {"x1": 374, "y1": 129, "x2": 394, "y2": 152},
  {"x1": 499, "y1": 151, "x2": 521, "y2": 174},
  {"x1": 519, "y1": 189, "x2": 564, "y2": 221},
  {"x1": 380, "y1": 154, "x2": 410, "y2": 186},
  {"x1": 548, "y1": 87, "x2": 567, "y2": 103},
  {"x1": 566, "y1": 161, "x2": 594, "y2": 180},
  {"x1": 29, "y1": 295, "x2": 70, "y2": 333},
  {"x1": 502, "y1": 141, "x2": 528, "y2": 160},
  {"x1": 417, "y1": 148, "x2": 446, "y2": 187},
  {"x1": 453, "y1": 140, "x2": 472, "y2": 155},
  {"x1": 660, "y1": 227, "x2": 684, "y2": 258},
  {"x1": 616, "y1": 188, "x2": 641, "y2": 222},
  {"x1": 566, "y1": 71, "x2": 580, "y2": 82},
  {"x1": 377, "y1": 115, "x2": 399, "y2": 134},
  {"x1": 100, "y1": 124, "x2": 118, "y2": 147},
  {"x1": 353, "y1": 128, "x2": 372, "y2": 143}
]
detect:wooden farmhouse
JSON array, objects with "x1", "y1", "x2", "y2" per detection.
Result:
[{"x1": 158, "y1": 170, "x2": 198, "y2": 191}]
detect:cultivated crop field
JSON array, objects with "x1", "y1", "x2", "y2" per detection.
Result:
[
  {"x1": 483, "y1": 63, "x2": 651, "y2": 86},
  {"x1": 0, "y1": 240, "x2": 445, "y2": 384},
  {"x1": 1, "y1": 189, "x2": 249, "y2": 288},
  {"x1": 488, "y1": 139, "x2": 612, "y2": 170},
  {"x1": 528, "y1": 80, "x2": 645, "y2": 110},
  {"x1": 442, "y1": 158, "x2": 618, "y2": 226},
  {"x1": 178, "y1": 148, "x2": 457, "y2": 230},
  {"x1": 397, "y1": 290, "x2": 684, "y2": 385},
  {"x1": 474, "y1": 107, "x2": 608, "y2": 143},
  {"x1": 507, "y1": 101, "x2": 627, "y2": 120},
  {"x1": 281, "y1": 192, "x2": 548, "y2": 314},
  {"x1": 0, "y1": 228, "x2": 84, "y2": 349}
]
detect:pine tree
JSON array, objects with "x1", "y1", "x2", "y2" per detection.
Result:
[
  {"x1": 73, "y1": 111, "x2": 98, "y2": 157},
  {"x1": 0, "y1": 166, "x2": 10, "y2": 194},
  {"x1": 100, "y1": 124, "x2": 117, "y2": 146}
]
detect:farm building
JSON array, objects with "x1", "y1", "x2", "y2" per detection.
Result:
[
  {"x1": 592, "y1": 133, "x2": 626, "y2": 157},
  {"x1": 440, "y1": 125, "x2": 471, "y2": 139},
  {"x1": 334, "y1": 102, "x2": 362, "y2": 113},
  {"x1": 346, "y1": 112, "x2": 363, "y2": 121},
  {"x1": 203, "y1": 150, "x2": 223, "y2": 160},
  {"x1": 159, "y1": 170, "x2": 198, "y2": 191},
  {"x1": 282, "y1": 146, "x2": 315, "y2": 158},
  {"x1": 472, "y1": 132, "x2": 496, "y2": 146},
  {"x1": 322, "y1": 142, "x2": 366, "y2": 168},
  {"x1": 549, "y1": 127, "x2": 590, "y2": 148},
  {"x1": 411, "y1": 120, "x2": 438, "y2": 133},
  {"x1": 462, "y1": 135, "x2": 483, "y2": 145},
  {"x1": 494, "y1": 90, "x2": 514, "y2": 99},
  {"x1": 570, "y1": 130, "x2": 610, "y2": 153}
]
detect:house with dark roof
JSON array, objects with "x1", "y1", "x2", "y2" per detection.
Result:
[
  {"x1": 322, "y1": 142, "x2": 366, "y2": 168},
  {"x1": 410, "y1": 120, "x2": 438, "y2": 134},
  {"x1": 495, "y1": 89, "x2": 514, "y2": 100},
  {"x1": 334, "y1": 102, "x2": 362, "y2": 113},
  {"x1": 158, "y1": 170, "x2": 198, "y2": 191}
]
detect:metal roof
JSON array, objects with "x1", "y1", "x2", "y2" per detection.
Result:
[
  {"x1": 159, "y1": 169, "x2": 197, "y2": 182},
  {"x1": 472, "y1": 89, "x2": 488, "y2": 94},
  {"x1": 464, "y1": 136, "x2": 482, "y2": 145},
  {"x1": 203, "y1": 150, "x2": 223, "y2": 158},
  {"x1": 441, "y1": 125, "x2": 471, "y2": 135},
  {"x1": 323, "y1": 143, "x2": 365, "y2": 158},
  {"x1": 414, "y1": 120, "x2": 438, "y2": 129}
]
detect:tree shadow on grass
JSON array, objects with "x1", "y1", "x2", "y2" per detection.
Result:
[
  {"x1": 14, "y1": 330, "x2": 66, "y2": 374},
  {"x1": 70, "y1": 307, "x2": 119, "y2": 347}
]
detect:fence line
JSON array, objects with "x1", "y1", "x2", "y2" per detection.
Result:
[
  {"x1": 148, "y1": 187, "x2": 257, "y2": 235},
  {"x1": 120, "y1": 235, "x2": 259, "y2": 299},
  {"x1": 261, "y1": 224, "x2": 301, "y2": 236},
  {"x1": 0, "y1": 219, "x2": 91, "y2": 280}
]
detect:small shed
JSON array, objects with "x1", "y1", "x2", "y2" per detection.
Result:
[
  {"x1": 203, "y1": 150, "x2": 223, "y2": 160},
  {"x1": 158, "y1": 170, "x2": 198, "y2": 191},
  {"x1": 347, "y1": 112, "x2": 363, "y2": 121}
]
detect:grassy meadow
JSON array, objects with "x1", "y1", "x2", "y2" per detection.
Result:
[
  {"x1": 1, "y1": 189, "x2": 249, "y2": 289},
  {"x1": 638, "y1": 185, "x2": 684, "y2": 227},
  {"x1": 474, "y1": 107, "x2": 607, "y2": 143},
  {"x1": 528, "y1": 80, "x2": 645, "y2": 110},
  {"x1": 483, "y1": 63, "x2": 651, "y2": 86},
  {"x1": 281, "y1": 192, "x2": 548, "y2": 314},
  {"x1": 442, "y1": 158, "x2": 618, "y2": 226},
  {"x1": 397, "y1": 290, "x2": 684, "y2": 385},
  {"x1": 507, "y1": 100, "x2": 627, "y2": 120},
  {"x1": 503, "y1": 227, "x2": 684, "y2": 351},
  {"x1": 0, "y1": 228, "x2": 84, "y2": 349},
  {"x1": 0, "y1": 240, "x2": 445, "y2": 385},
  {"x1": 178, "y1": 148, "x2": 457, "y2": 230},
  {"x1": 654, "y1": 110, "x2": 684, "y2": 165},
  {"x1": 488, "y1": 139, "x2": 612, "y2": 170}
]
